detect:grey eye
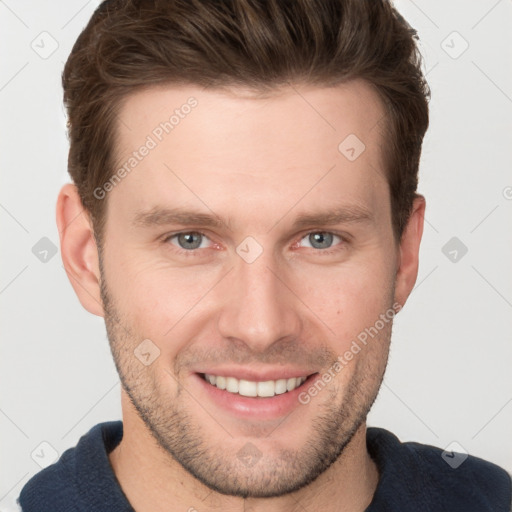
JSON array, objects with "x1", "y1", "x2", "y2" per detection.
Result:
[
  {"x1": 306, "y1": 232, "x2": 335, "y2": 249},
  {"x1": 175, "y1": 232, "x2": 204, "y2": 250}
]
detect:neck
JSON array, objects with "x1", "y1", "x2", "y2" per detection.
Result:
[{"x1": 109, "y1": 393, "x2": 379, "y2": 512}]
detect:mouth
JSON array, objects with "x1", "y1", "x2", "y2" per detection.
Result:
[
  {"x1": 192, "y1": 368, "x2": 321, "y2": 419},
  {"x1": 199, "y1": 372, "x2": 315, "y2": 398},
  {"x1": 198, "y1": 373, "x2": 316, "y2": 398}
]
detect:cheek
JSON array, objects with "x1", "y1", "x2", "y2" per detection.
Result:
[
  {"x1": 111, "y1": 256, "x2": 221, "y2": 345},
  {"x1": 296, "y1": 258, "x2": 393, "y2": 333}
]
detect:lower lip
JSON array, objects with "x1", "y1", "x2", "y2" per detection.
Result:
[{"x1": 192, "y1": 372, "x2": 319, "y2": 420}]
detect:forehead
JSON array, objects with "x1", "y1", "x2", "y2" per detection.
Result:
[{"x1": 108, "y1": 80, "x2": 389, "y2": 232}]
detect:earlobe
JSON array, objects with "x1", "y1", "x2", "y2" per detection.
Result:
[
  {"x1": 56, "y1": 183, "x2": 105, "y2": 317},
  {"x1": 393, "y1": 195, "x2": 426, "y2": 310}
]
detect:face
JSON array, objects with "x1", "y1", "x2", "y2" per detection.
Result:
[{"x1": 98, "y1": 80, "x2": 400, "y2": 498}]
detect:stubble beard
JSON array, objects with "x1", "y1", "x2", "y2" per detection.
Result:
[{"x1": 99, "y1": 265, "x2": 391, "y2": 498}]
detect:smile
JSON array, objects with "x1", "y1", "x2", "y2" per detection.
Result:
[{"x1": 201, "y1": 373, "x2": 309, "y2": 398}]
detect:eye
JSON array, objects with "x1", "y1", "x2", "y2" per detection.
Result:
[
  {"x1": 162, "y1": 230, "x2": 347, "y2": 257},
  {"x1": 298, "y1": 232, "x2": 344, "y2": 252},
  {"x1": 165, "y1": 231, "x2": 213, "y2": 251}
]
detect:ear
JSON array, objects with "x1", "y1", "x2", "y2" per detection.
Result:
[
  {"x1": 56, "y1": 183, "x2": 104, "y2": 317},
  {"x1": 393, "y1": 195, "x2": 426, "y2": 309}
]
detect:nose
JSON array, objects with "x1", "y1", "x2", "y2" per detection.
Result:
[{"x1": 216, "y1": 246, "x2": 303, "y2": 353}]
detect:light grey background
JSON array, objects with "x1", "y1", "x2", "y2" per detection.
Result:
[{"x1": 1, "y1": 0, "x2": 511, "y2": 508}]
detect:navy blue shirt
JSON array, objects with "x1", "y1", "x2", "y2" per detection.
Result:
[{"x1": 18, "y1": 421, "x2": 511, "y2": 511}]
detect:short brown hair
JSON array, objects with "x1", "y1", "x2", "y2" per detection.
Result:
[{"x1": 62, "y1": 0, "x2": 430, "y2": 245}]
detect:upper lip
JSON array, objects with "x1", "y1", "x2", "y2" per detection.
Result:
[{"x1": 193, "y1": 367, "x2": 318, "y2": 382}]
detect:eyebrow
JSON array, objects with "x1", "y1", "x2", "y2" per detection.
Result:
[
  {"x1": 132, "y1": 204, "x2": 373, "y2": 231},
  {"x1": 132, "y1": 207, "x2": 228, "y2": 229}
]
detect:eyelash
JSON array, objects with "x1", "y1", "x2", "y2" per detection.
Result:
[{"x1": 161, "y1": 230, "x2": 348, "y2": 257}]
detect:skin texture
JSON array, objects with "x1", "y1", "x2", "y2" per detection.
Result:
[{"x1": 56, "y1": 80, "x2": 425, "y2": 512}]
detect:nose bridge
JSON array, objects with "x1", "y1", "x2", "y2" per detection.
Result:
[{"x1": 216, "y1": 244, "x2": 301, "y2": 351}]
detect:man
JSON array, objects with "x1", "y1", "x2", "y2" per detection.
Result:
[{"x1": 18, "y1": 0, "x2": 511, "y2": 510}]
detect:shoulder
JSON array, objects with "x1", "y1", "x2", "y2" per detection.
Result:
[
  {"x1": 367, "y1": 427, "x2": 512, "y2": 512},
  {"x1": 18, "y1": 421, "x2": 125, "y2": 512}
]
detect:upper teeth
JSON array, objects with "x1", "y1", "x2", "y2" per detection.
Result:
[{"x1": 204, "y1": 374, "x2": 307, "y2": 397}]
